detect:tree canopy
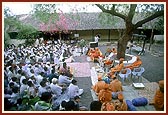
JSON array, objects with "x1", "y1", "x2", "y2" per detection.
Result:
[
  {"x1": 4, "y1": 7, "x2": 38, "y2": 41},
  {"x1": 96, "y1": 4, "x2": 164, "y2": 58},
  {"x1": 32, "y1": 4, "x2": 80, "y2": 34}
]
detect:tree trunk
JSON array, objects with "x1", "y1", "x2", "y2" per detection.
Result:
[
  {"x1": 148, "y1": 29, "x2": 154, "y2": 51},
  {"x1": 117, "y1": 34, "x2": 131, "y2": 59},
  {"x1": 117, "y1": 21, "x2": 133, "y2": 59}
]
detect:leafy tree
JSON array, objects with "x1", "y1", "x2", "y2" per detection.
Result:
[
  {"x1": 96, "y1": 4, "x2": 164, "y2": 58},
  {"x1": 154, "y1": 16, "x2": 164, "y2": 34},
  {"x1": 4, "y1": 7, "x2": 39, "y2": 47},
  {"x1": 4, "y1": 7, "x2": 18, "y2": 47}
]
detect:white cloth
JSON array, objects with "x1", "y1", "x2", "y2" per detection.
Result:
[
  {"x1": 35, "y1": 75, "x2": 43, "y2": 85},
  {"x1": 42, "y1": 56, "x2": 47, "y2": 63},
  {"x1": 50, "y1": 83, "x2": 62, "y2": 97},
  {"x1": 20, "y1": 76, "x2": 26, "y2": 85},
  {"x1": 94, "y1": 36, "x2": 99, "y2": 43},
  {"x1": 20, "y1": 84, "x2": 28, "y2": 96},
  {"x1": 58, "y1": 75, "x2": 72, "y2": 85},
  {"x1": 38, "y1": 86, "x2": 47, "y2": 97},
  {"x1": 35, "y1": 39, "x2": 39, "y2": 46},
  {"x1": 54, "y1": 56, "x2": 60, "y2": 65},
  {"x1": 67, "y1": 83, "x2": 83, "y2": 99},
  {"x1": 27, "y1": 86, "x2": 37, "y2": 97},
  {"x1": 9, "y1": 93, "x2": 20, "y2": 104}
]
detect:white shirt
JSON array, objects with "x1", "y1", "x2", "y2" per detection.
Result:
[
  {"x1": 27, "y1": 86, "x2": 37, "y2": 97},
  {"x1": 20, "y1": 84, "x2": 28, "y2": 96},
  {"x1": 54, "y1": 56, "x2": 60, "y2": 65},
  {"x1": 34, "y1": 75, "x2": 43, "y2": 85},
  {"x1": 50, "y1": 83, "x2": 62, "y2": 97},
  {"x1": 10, "y1": 93, "x2": 20, "y2": 104},
  {"x1": 94, "y1": 36, "x2": 99, "y2": 43},
  {"x1": 58, "y1": 75, "x2": 72, "y2": 85},
  {"x1": 67, "y1": 83, "x2": 80, "y2": 99},
  {"x1": 38, "y1": 86, "x2": 47, "y2": 97}
]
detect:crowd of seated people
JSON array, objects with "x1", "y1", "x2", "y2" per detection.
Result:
[{"x1": 4, "y1": 40, "x2": 85, "y2": 111}]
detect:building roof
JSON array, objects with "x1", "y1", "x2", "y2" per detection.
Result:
[{"x1": 12, "y1": 12, "x2": 159, "y2": 32}]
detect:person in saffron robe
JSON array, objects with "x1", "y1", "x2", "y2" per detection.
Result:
[
  {"x1": 87, "y1": 48, "x2": 95, "y2": 57},
  {"x1": 90, "y1": 48, "x2": 103, "y2": 61},
  {"x1": 91, "y1": 76, "x2": 106, "y2": 95},
  {"x1": 101, "y1": 102, "x2": 115, "y2": 111},
  {"x1": 110, "y1": 58, "x2": 124, "y2": 73},
  {"x1": 152, "y1": 80, "x2": 164, "y2": 111},
  {"x1": 114, "y1": 92, "x2": 128, "y2": 111},
  {"x1": 103, "y1": 59, "x2": 113, "y2": 66},
  {"x1": 98, "y1": 83, "x2": 112, "y2": 103},
  {"x1": 109, "y1": 75, "x2": 123, "y2": 93},
  {"x1": 124, "y1": 56, "x2": 142, "y2": 70}
]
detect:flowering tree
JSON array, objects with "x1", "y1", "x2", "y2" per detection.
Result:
[{"x1": 33, "y1": 4, "x2": 80, "y2": 36}]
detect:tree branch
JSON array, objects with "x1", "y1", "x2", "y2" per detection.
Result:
[
  {"x1": 95, "y1": 4, "x2": 126, "y2": 20},
  {"x1": 127, "y1": 4, "x2": 137, "y2": 21},
  {"x1": 134, "y1": 10, "x2": 164, "y2": 29}
]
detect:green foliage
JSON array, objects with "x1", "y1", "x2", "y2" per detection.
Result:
[
  {"x1": 4, "y1": 7, "x2": 19, "y2": 47},
  {"x1": 18, "y1": 95, "x2": 40, "y2": 111},
  {"x1": 98, "y1": 12, "x2": 118, "y2": 27},
  {"x1": 154, "y1": 16, "x2": 164, "y2": 34},
  {"x1": 154, "y1": 40, "x2": 164, "y2": 44},
  {"x1": 24, "y1": 38, "x2": 35, "y2": 46},
  {"x1": 96, "y1": 4, "x2": 164, "y2": 59},
  {"x1": 32, "y1": 4, "x2": 59, "y2": 24},
  {"x1": 17, "y1": 24, "x2": 38, "y2": 39},
  {"x1": 4, "y1": 6, "x2": 39, "y2": 47},
  {"x1": 4, "y1": 30, "x2": 10, "y2": 48},
  {"x1": 78, "y1": 39, "x2": 86, "y2": 47},
  {"x1": 137, "y1": 4, "x2": 164, "y2": 14},
  {"x1": 114, "y1": 4, "x2": 130, "y2": 15}
]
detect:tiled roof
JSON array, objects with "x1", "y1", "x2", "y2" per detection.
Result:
[{"x1": 14, "y1": 12, "x2": 157, "y2": 32}]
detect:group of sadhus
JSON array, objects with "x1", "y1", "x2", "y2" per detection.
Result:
[
  {"x1": 92, "y1": 73, "x2": 127, "y2": 111},
  {"x1": 87, "y1": 47, "x2": 104, "y2": 62},
  {"x1": 87, "y1": 46, "x2": 143, "y2": 79},
  {"x1": 90, "y1": 47, "x2": 164, "y2": 111}
]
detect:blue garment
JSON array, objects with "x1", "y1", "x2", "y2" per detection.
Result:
[
  {"x1": 126, "y1": 100, "x2": 137, "y2": 111},
  {"x1": 102, "y1": 77, "x2": 110, "y2": 84},
  {"x1": 132, "y1": 97, "x2": 148, "y2": 106}
]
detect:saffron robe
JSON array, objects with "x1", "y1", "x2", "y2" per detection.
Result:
[
  {"x1": 98, "y1": 88, "x2": 112, "y2": 103},
  {"x1": 92, "y1": 81, "x2": 106, "y2": 94},
  {"x1": 153, "y1": 89, "x2": 164, "y2": 111},
  {"x1": 109, "y1": 79, "x2": 123, "y2": 92}
]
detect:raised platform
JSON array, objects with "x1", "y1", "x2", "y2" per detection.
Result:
[{"x1": 114, "y1": 53, "x2": 137, "y2": 65}]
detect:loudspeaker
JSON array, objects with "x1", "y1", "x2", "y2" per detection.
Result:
[{"x1": 90, "y1": 42, "x2": 98, "y2": 48}]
